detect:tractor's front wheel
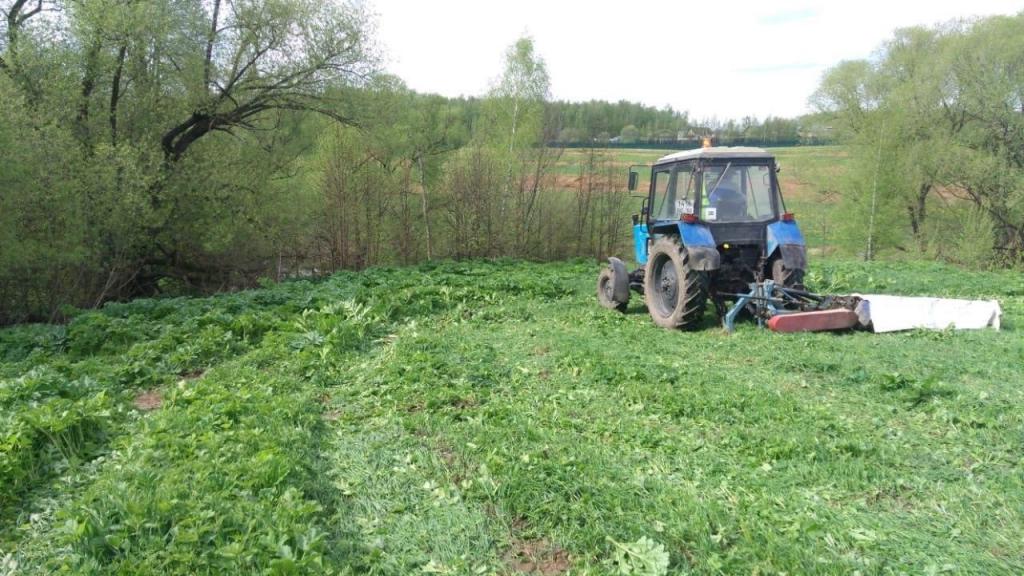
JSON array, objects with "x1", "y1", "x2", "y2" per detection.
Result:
[
  {"x1": 597, "y1": 267, "x2": 629, "y2": 312},
  {"x1": 644, "y1": 237, "x2": 708, "y2": 329}
]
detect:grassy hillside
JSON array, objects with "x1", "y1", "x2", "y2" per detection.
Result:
[{"x1": 1, "y1": 258, "x2": 1022, "y2": 574}]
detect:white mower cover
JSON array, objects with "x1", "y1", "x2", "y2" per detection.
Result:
[{"x1": 855, "y1": 294, "x2": 1002, "y2": 333}]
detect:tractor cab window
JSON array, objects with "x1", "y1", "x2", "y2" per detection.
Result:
[
  {"x1": 650, "y1": 163, "x2": 696, "y2": 221},
  {"x1": 651, "y1": 169, "x2": 671, "y2": 220},
  {"x1": 700, "y1": 163, "x2": 777, "y2": 223}
]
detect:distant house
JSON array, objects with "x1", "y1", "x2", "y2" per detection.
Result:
[
  {"x1": 677, "y1": 128, "x2": 715, "y2": 147},
  {"x1": 680, "y1": 127, "x2": 714, "y2": 142}
]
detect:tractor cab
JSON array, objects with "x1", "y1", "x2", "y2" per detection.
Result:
[
  {"x1": 598, "y1": 146, "x2": 807, "y2": 329},
  {"x1": 636, "y1": 147, "x2": 806, "y2": 295}
]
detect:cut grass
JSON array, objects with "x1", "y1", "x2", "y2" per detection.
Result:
[{"x1": 1, "y1": 258, "x2": 1022, "y2": 574}]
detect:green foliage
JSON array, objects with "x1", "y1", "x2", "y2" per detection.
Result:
[
  {"x1": 60, "y1": 373, "x2": 329, "y2": 575},
  {"x1": 479, "y1": 36, "x2": 550, "y2": 151},
  {"x1": 1, "y1": 3, "x2": 833, "y2": 325},
  {"x1": 0, "y1": 369, "x2": 120, "y2": 510},
  {"x1": 619, "y1": 124, "x2": 640, "y2": 144},
  {"x1": 607, "y1": 537, "x2": 670, "y2": 576},
  {"x1": 1, "y1": 258, "x2": 1022, "y2": 574},
  {"x1": 0, "y1": 0, "x2": 376, "y2": 323},
  {"x1": 922, "y1": 205, "x2": 998, "y2": 269},
  {"x1": 814, "y1": 14, "x2": 1024, "y2": 264}
]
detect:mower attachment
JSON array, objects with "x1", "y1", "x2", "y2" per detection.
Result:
[
  {"x1": 721, "y1": 281, "x2": 1002, "y2": 334},
  {"x1": 720, "y1": 280, "x2": 862, "y2": 333},
  {"x1": 766, "y1": 309, "x2": 860, "y2": 333}
]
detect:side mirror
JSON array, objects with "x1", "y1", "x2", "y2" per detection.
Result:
[{"x1": 627, "y1": 171, "x2": 638, "y2": 191}]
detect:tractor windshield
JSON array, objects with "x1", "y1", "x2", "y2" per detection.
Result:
[{"x1": 700, "y1": 162, "x2": 778, "y2": 223}]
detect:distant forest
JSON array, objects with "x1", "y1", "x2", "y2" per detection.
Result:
[
  {"x1": 402, "y1": 96, "x2": 833, "y2": 148},
  {"x1": 546, "y1": 101, "x2": 833, "y2": 148}
]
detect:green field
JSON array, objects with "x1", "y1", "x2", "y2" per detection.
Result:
[{"x1": 2, "y1": 257, "x2": 1022, "y2": 574}]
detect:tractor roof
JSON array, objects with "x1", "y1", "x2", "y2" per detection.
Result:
[{"x1": 654, "y1": 146, "x2": 774, "y2": 165}]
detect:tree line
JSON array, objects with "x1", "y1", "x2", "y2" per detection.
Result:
[{"x1": 548, "y1": 101, "x2": 830, "y2": 147}]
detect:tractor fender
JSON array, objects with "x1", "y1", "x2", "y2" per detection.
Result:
[
  {"x1": 649, "y1": 222, "x2": 722, "y2": 271},
  {"x1": 675, "y1": 222, "x2": 721, "y2": 271},
  {"x1": 606, "y1": 257, "x2": 630, "y2": 303},
  {"x1": 767, "y1": 220, "x2": 807, "y2": 271},
  {"x1": 778, "y1": 244, "x2": 808, "y2": 271},
  {"x1": 686, "y1": 246, "x2": 721, "y2": 271}
]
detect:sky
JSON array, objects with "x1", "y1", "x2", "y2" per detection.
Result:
[{"x1": 369, "y1": 0, "x2": 1023, "y2": 120}]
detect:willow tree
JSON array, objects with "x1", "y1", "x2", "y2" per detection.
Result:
[
  {"x1": 156, "y1": 0, "x2": 375, "y2": 164},
  {"x1": 0, "y1": 0, "x2": 378, "y2": 320},
  {"x1": 812, "y1": 15, "x2": 1024, "y2": 264}
]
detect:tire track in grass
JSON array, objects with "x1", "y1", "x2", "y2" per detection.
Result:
[
  {"x1": 329, "y1": 305, "x2": 693, "y2": 573},
  {"x1": 318, "y1": 301, "x2": 641, "y2": 573},
  {"x1": 2, "y1": 281, "x2": 383, "y2": 572},
  {"x1": 9, "y1": 353, "x2": 335, "y2": 574},
  {"x1": 313, "y1": 269, "x2": 595, "y2": 574},
  {"x1": 317, "y1": 317, "x2": 531, "y2": 573},
  {"x1": 0, "y1": 283, "x2": 326, "y2": 561}
]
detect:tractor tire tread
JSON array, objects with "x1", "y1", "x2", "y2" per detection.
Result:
[{"x1": 644, "y1": 237, "x2": 708, "y2": 330}]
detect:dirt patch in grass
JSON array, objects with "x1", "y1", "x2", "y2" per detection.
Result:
[
  {"x1": 133, "y1": 389, "x2": 163, "y2": 411},
  {"x1": 452, "y1": 395, "x2": 478, "y2": 410},
  {"x1": 438, "y1": 445, "x2": 457, "y2": 466},
  {"x1": 504, "y1": 538, "x2": 571, "y2": 575}
]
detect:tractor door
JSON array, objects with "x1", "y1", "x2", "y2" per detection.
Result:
[
  {"x1": 648, "y1": 167, "x2": 671, "y2": 225},
  {"x1": 648, "y1": 163, "x2": 697, "y2": 224},
  {"x1": 633, "y1": 167, "x2": 670, "y2": 264},
  {"x1": 637, "y1": 162, "x2": 699, "y2": 264}
]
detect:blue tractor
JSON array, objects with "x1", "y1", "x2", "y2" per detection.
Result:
[{"x1": 597, "y1": 147, "x2": 808, "y2": 330}]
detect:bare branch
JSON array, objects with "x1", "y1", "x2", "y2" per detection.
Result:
[
  {"x1": 17, "y1": 0, "x2": 43, "y2": 23},
  {"x1": 203, "y1": 0, "x2": 221, "y2": 89},
  {"x1": 157, "y1": 0, "x2": 374, "y2": 164}
]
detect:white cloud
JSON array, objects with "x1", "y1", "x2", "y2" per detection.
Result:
[{"x1": 369, "y1": 0, "x2": 1023, "y2": 119}]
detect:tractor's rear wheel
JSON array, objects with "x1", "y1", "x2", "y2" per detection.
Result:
[
  {"x1": 597, "y1": 267, "x2": 628, "y2": 312},
  {"x1": 771, "y1": 257, "x2": 805, "y2": 290},
  {"x1": 644, "y1": 237, "x2": 708, "y2": 329}
]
